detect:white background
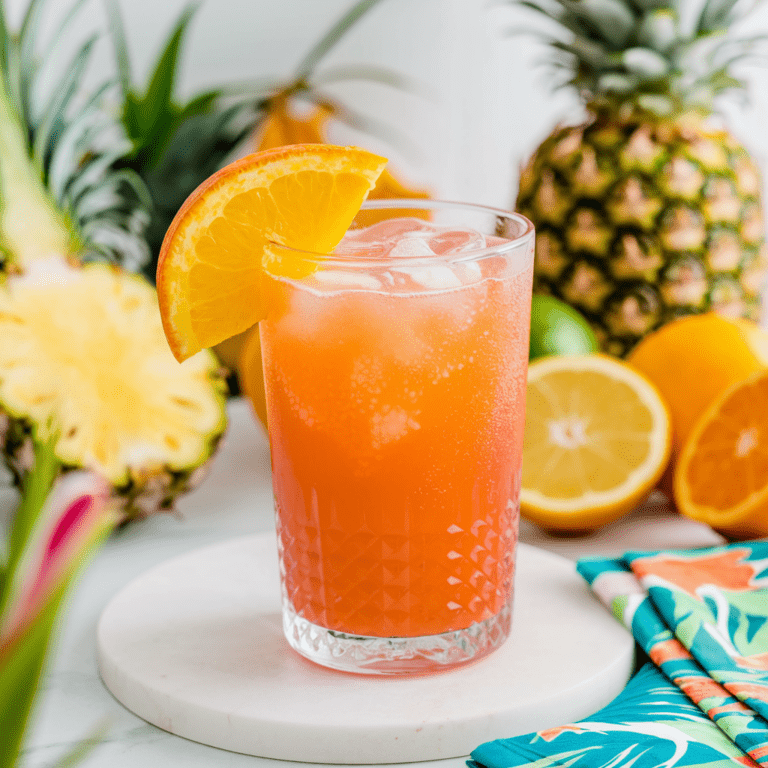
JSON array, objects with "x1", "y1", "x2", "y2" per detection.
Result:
[{"x1": 10, "y1": 0, "x2": 768, "y2": 210}]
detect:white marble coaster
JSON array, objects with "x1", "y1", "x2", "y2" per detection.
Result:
[{"x1": 96, "y1": 534, "x2": 634, "y2": 764}]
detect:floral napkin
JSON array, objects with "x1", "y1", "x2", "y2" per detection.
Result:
[{"x1": 470, "y1": 541, "x2": 768, "y2": 768}]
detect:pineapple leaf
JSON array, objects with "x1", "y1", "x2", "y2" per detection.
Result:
[
  {"x1": 294, "y1": 0, "x2": 388, "y2": 81},
  {"x1": 115, "y1": 2, "x2": 202, "y2": 169},
  {"x1": 32, "y1": 34, "x2": 98, "y2": 173},
  {"x1": 103, "y1": 0, "x2": 132, "y2": 96},
  {"x1": 177, "y1": 89, "x2": 220, "y2": 121},
  {"x1": 636, "y1": 10, "x2": 677, "y2": 52},
  {"x1": 598, "y1": 72, "x2": 640, "y2": 92},
  {"x1": 137, "y1": 3, "x2": 198, "y2": 135},
  {"x1": 550, "y1": 38, "x2": 619, "y2": 70},
  {"x1": 3, "y1": 26, "x2": 21, "y2": 124},
  {"x1": 697, "y1": 0, "x2": 745, "y2": 33},
  {"x1": 17, "y1": 0, "x2": 45, "y2": 127},
  {"x1": 517, "y1": 0, "x2": 604, "y2": 45},
  {"x1": 67, "y1": 143, "x2": 137, "y2": 206},
  {"x1": 47, "y1": 81, "x2": 113, "y2": 202},
  {"x1": 27, "y1": 0, "x2": 92, "y2": 125},
  {"x1": 622, "y1": 47, "x2": 670, "y2": 77},
  {"x1": 312, "y1": 63, "x2": 422, "y2": 94},
  {"x1": 76, "y1": 168, "x2": 152, "y2": 221}
]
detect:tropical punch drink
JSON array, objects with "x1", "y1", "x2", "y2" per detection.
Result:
[
  {"x1": 260, "y1": 201, "x2": 534, "y2": 672},
  {"x1": 155, "y1": 146, "x2": 533, "y2": 674}
]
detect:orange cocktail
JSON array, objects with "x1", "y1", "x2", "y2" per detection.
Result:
[{"x1": 260, "y1": 200, "x2": 534, "y2": 673}]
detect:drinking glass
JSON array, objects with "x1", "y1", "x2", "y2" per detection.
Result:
[{"x1": 258, "y1": 199, "x2": 534, "y2": 674}]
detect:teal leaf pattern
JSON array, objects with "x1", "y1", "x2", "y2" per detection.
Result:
[
  {"x1": 470, "y1": 665, "x2": 758, "y2": 768},
  {"x1": 578, "y1": 556, "x2": 768, "y2": 764},
  {"x1": 626, "y1": 543, "x2": 768, "y2": 725}
]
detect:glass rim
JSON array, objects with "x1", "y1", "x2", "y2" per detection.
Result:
[{"x1": 266, "y1": 198, "x2": 535, "y2": 269}]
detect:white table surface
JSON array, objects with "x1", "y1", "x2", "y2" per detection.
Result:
[{"x1": 1, "y1": 398, "x2": 725, "y2": 768}]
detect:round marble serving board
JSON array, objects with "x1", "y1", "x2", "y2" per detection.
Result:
[{"x1": 96, "y1": 534, "x2": 634, "y2": 764}]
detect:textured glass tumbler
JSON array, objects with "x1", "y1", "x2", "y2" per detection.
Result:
[{"x1": 259, "y1": 200, "x2": 535, "y2": 674}]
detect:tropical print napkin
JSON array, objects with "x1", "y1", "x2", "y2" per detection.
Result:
[
  {"x1": 579, "y1": 554, "x2": 768, "y2": 763},
  {"x1": 626, "y1": 544, "x2": 768, "y2": 727},
  {"x1": 470, "y1": 663, "x2": 758, "y2": 768},
  {"x1": 470, "y1": 541, "x2": 768, "y2": 768}
]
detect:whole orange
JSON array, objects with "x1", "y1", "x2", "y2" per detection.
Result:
[{"x1": 627, "y1": 313, "x2": 768, "y2": 494}]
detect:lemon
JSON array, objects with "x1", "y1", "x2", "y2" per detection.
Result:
[
  {"x1": 522, "y1": 354, "x2": 671, "y2": 532},
  {"x1": 529, "y1": 295, "x2": 598, "y2": 360}
]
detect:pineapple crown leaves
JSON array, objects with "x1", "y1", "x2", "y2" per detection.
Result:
[
  {"x1": 509, "y1": 0, "x2": 768, "y2": 117},
  {"x1": 0, "y1": 0, "x2": 151, "y2": 272},
  {"x1": 107, "y1": 0, "x2": 421, "y2": 280},
  {"x1": 106, "y1": 0, "x2": 264, "y2": 278},
  {"x1": 105, "y1": 1, "x2": 258, "y2": 172}
]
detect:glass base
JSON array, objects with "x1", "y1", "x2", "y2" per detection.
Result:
[{"x1": 282, "y1": 600, "x2": 512, "y2": 675}]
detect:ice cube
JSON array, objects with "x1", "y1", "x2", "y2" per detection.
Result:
[
  {"x1": 392, "y1": 264, "x2": 463, "y2": 291},
  {"x1": 336, "y1": 218, "x2": 434, "y2": 259},
  {"x1": 428, "y1": 227, "x2": 485, "y2": 255},
  {"x1": 388, "y1": 237, "x2": 435, "y2": 259}
]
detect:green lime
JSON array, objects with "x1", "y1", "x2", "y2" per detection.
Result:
[{"x1": 529, "y1": 295, "x2": 599, "y2": 360}]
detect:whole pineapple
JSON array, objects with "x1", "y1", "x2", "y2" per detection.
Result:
[
  {"x1": 514, "y1": 0, "x2": 767, "y2": 356},
  {"x1": 0, "y1": 0, "x2": 227, "y2": 519}
]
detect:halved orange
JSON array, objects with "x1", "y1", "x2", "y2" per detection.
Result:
[
  {"x1": 156, "y1": 144, "x2": 387, "y2": 362},
  {"x1": 675, "y1": 369, "x2": 768, "y2": 540}
]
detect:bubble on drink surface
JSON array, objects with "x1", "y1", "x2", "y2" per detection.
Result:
[
  {"x1": 312, "y1": 270, "x2": 383, "y2": 290},
  {"x1": 370, "y1": 405, "x2": 420, "y2": 449}
]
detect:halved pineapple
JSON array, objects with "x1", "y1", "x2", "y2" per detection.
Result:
[
  {"x1": 0, "y1": 0, "x2": 229, "y2": 518},
  {"x1": 0, "y1": 259, "x2": 227, "y2": 518}
]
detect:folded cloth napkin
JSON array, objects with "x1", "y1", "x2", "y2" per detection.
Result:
[
  {"x1": 579, "y1": 554, "x2": 768, "y2": 763},
  {"x1": 470, "y1": 541, "x2": 768, "y2": 768},
  {"x1": 470, "y1": 663, "x2": 758, "y2": 768}
]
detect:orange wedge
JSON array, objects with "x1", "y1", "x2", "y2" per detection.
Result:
[
  {"x1": 675, "y1": 369, "x2": 768, "y2": 540},
  {"x1": 156, "y1": 144, "x2": 387, "y2": 362}
]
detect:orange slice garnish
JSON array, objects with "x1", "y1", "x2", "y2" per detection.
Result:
[{"x1": 156, "y1": 144, "x2": 387, "y2": 362}]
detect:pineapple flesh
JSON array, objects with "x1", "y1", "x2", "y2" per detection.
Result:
[
  {"x1": 514, "y1": 0, "x2": 767, "y2": 356},
  {"x1": 0, "y1": 0, "x2": 228, "y2": 518},
  {"x1": 0, "y1": 261, "x2": 227, "y2": 517}
]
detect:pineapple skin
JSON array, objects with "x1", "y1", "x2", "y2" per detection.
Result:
[
  {"x1": 517, "y1": 114, "x2": 767, "y2": 357},
  {"x1": 0, "y1": 413, "x2": 224, "y2": 520}
]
